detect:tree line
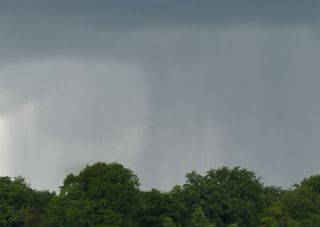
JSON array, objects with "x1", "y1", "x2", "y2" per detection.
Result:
[{"x1": 0, "y1": 162, "x2": 319, "y2": 226}]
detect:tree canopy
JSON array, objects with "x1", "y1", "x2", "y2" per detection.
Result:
[{"x1": 0, "y1": 162, "x2": 319, "y2": 226}]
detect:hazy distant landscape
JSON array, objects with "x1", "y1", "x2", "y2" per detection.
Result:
[{"x1": 1, "y1": 0, "x2": 320, "y2": 226}]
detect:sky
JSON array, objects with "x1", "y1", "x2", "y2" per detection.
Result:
[{"x1": 1, "y1": 0, "x2": 320, "y2": 191}]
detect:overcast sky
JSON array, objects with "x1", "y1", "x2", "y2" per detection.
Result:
[{"x1": 1, "y1": 0, "x2": 320, "y2": 191}]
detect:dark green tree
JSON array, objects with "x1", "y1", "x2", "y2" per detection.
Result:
[
  {"x1": 281, "y1": 175, "x2": 320, "y2": 226},
  {"x1": 1, "y1": 161, "x2": 320, "y2": 227},
  {"x1": 139, "y1": 188, "x2": 186, "y2": 226},
  {"x1": 0, "y1": 176, "x2": 54, "y2": 226},
  {"x1": 177, "y1": 167, "x2": 264, "y2": 226},
  {"x1": 42, "y1": 162, "x2": 142, "y2": 226}
]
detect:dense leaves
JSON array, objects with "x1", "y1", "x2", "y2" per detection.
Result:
[
  {"x1": 0, "y1": 162, "x2": 320, "y2": 226},
  {"x1": 173, "y1": 167, "x2": 264, "y2": 226},
  {"x1": 42, "y1": 162, "x2": 141, "y2": 226},
  {"x1": 0, "y1": 176, "x2": 54, "y2": 226}
]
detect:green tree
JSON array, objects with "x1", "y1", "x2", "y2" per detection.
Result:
[
  {"x1": 282, "y1": 175, "x2": 320, "y2": 226},
  {"x1": 0, "y1": 176, "x2": 54, "y2": 226},
  {"x1": 3, "y1": 161, "x2": 320, "y2": 226},
  {"x1": 177, "y1": 167, "x2": 264, "y2": 226},
  {"x1": 139, "y1": 189, "x2": 186, "y2": 226},
  {"x1": 42, "y1": 162, "x2": 141, "y2": 226}
]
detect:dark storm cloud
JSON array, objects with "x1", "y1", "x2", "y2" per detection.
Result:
[
  {"x1": 1, "y1": 0, "x2": 320, "y2": 27},
  {"x1": 1, "y1": 1, "x2": 320, "y2": 190},
  {"x1": 1, "y1": 0, "x2": 320, "y2": 61}
]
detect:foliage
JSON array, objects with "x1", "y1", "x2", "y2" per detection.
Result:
[
  {"x1": 176, "y1": 167, "x2": 264, "y2": 226},
  {"x1": 139, "y1": 189, "x2": 186, "y2": 226},
  {"x1": 1, "y1": 162, "x2": 320, "y2": 226},
  {"x1": 281, "y1": 175, "x2": 320, "y2": 226},
  {"x1": 0, "y1": 176, "x2": 54, "y2": 226},
  {"x1": 189, "y1": 206, "x2": 215, "y2": 227},
  {"x1": 41, "y1": 162, "x2": 141, "y2": 226}
]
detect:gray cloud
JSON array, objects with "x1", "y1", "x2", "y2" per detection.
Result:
[
  {"x1": 1, "y1": 0, "x2": 320, "y2": 61},
  {"x1": 0, "y1": 1, "x2": 320, "y2": 190}
]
